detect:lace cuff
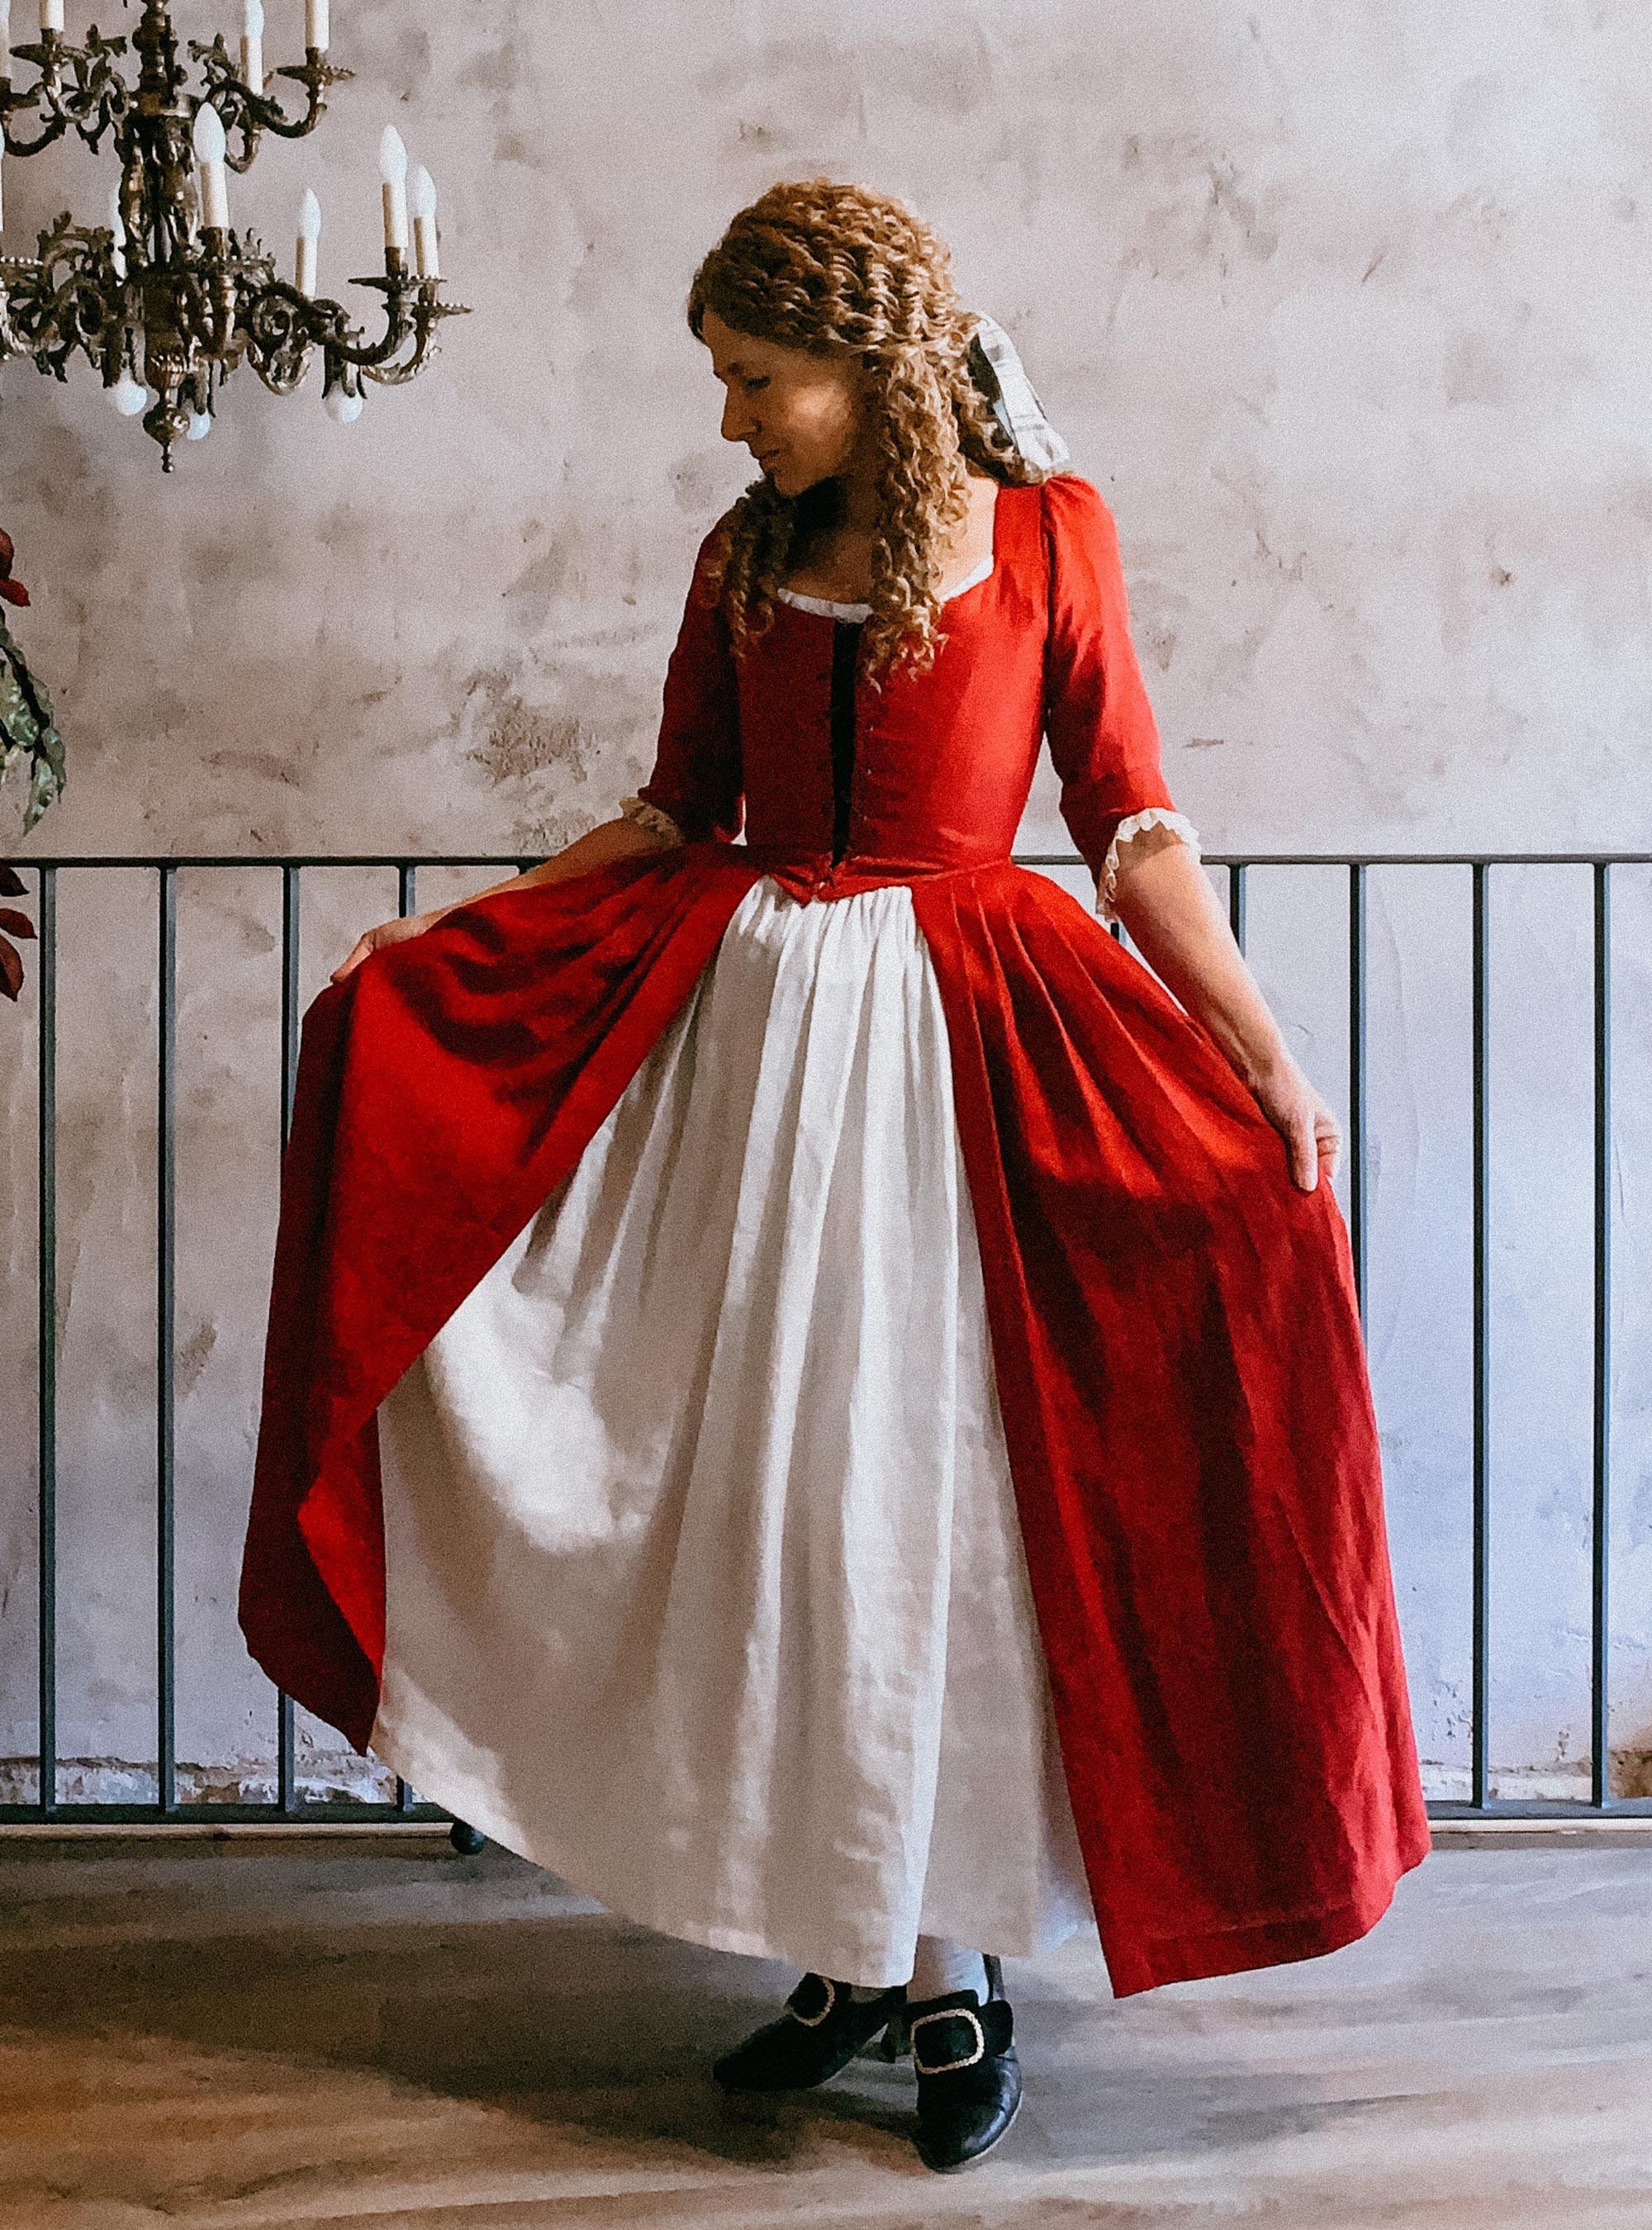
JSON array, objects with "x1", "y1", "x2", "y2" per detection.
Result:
[
  {"x1": 1099, "y1": 808, "x2": 1201, "y2": 924},
  {"x1": 619, "y1": 794, "x2": 686, "y2": 848}
]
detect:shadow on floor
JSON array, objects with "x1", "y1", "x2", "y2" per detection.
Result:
[{"x1": 3, "y1": 1834, "x2": 1652, "y2": 2226}]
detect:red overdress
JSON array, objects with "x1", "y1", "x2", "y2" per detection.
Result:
[{"x1": 240, "y1": 474, "x2": 1431, "y2": 1998}]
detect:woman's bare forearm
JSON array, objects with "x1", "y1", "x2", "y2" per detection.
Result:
[
  {"x1": 447, "y1": 816, "x2": 675, "y2": 913},
  {"x1": 331, "y1": 815, "x2": 676, "y2": 982},
  {"x1": 1111, "y1": 838, "x2": 1293, "y2": 1087}
]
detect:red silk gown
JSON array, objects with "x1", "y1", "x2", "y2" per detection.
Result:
[{"x1": 240, "y1": 472, "x2": 1430, "y2": 1999}]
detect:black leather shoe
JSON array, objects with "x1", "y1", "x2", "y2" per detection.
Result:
[
  {"x1": 712, "y1": 1971, "x2": 907, "y2": 2093},
  {"x1": 908, "y1": 1953, "x2": 1021, "y2": 2171}
]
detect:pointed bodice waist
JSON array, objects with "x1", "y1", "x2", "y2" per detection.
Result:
[{"x1": 686, "y1": 839, "x2": 1019, "y2": 906}]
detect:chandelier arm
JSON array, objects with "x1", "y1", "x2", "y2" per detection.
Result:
[
  {"x1": 0, "y1": 111, "x2": 71, "y2": 159},
  {"x1": 254, "y1": 57, "x2": 354, "y2": 143},
  {"x1": 358, "y1": 299, "x2": 471, "y2": 387},
  {"x1": 216, "y1": 102, "x2": 267, "y2": 178},
  {"x1": 326, "y1": 322, "x2": 415, "y2": 372},
  {"x1": 4, "y1": 32, "x2": 131, "y2": 152},
  {"x1": 0, "y1": 220, "x2": 125, "y2": 380},
  {"x1": 188, "y1": 39, "x2": 353, "y2": 173},
  {"x1": 243, "y1": 354, "x2": 311, "y2": 399},
  {"x1": 237, "y1": 278, "x2": 339, "y2": 395},
  {"x1": 235, "y1": 272, "x2": 468, "y2": 395},
  {"x1": 322, "y1": 271, "x2": 471, "y2": 373},
  {"x1": 61, "y1": 31, "x2": 132, "y2": 149}
]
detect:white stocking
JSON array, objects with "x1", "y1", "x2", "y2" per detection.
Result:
[
  {"x1": 843, "y1": 1935, "x2": 990, "y2": 2005},
  {"x1": 908, "y1": 1933, "x2": 989, "y2": 2005}
]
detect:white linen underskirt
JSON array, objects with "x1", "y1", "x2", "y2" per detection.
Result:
[{"x1": 368, "y1": 874, "x2": 1094, "y2": 1986}]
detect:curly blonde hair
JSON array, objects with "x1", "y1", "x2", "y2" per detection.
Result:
[{"x1": 686, "y1": 178, "x2": 1063, "y2": 688}]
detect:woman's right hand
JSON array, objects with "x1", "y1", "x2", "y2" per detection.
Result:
[{"x1": 331, "y1": 908, "x2": 446, "y2": 984}]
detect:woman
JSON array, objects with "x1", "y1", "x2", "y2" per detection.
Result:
[{"x1": 241, "y1": 178, "x2": 1430, "y2": 2174}]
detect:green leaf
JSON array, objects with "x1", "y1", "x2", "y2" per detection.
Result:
[{"x1": 0, "y1": 608, "x2": 66, "y2": 829}]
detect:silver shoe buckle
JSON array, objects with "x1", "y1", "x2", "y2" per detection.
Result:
[{"x1": 909, "y1": 2003, "x2": 987, "y2": 2074}]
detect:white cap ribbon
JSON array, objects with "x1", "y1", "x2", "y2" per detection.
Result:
[{"x1": 966, "y1": 314, "x2": 1070, "y2": 473}]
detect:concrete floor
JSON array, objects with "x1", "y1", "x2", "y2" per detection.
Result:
[{"x1": 2, "y1": 1834, "x2": 1651, "y2": 2227}]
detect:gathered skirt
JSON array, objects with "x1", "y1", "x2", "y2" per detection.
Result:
[{"x1": 368, "y1": 874, "x2": 1095, "y2": 1986}]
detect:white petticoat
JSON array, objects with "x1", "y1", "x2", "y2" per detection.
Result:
[{"x1": 368, "y1": 874, "x2": 1094, "y2": 1986}]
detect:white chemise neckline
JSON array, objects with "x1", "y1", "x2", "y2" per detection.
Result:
[
  {"x1": 776, "y1": 548, "x2": 995, "y2": 622},
  {"x1": 776, "y1": 486, "x2": 1002, "y2": 619}
]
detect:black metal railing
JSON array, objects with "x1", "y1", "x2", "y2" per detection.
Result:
[{"x1": 2, "y1": 849, "x2": 1647, "y2": 1827}]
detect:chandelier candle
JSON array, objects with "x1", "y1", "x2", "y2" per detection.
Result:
[
  {"x1": 411, "y1": 164, "x2": 438, "y2": 280},
  {"x1": 192, "y1": 102, "x2": 229, "y2": 232},
  {"x1": 378, "y1": 122, "x2": 407, "y2": 256},
  {"x1": 305, "y1": 0, "x2": 328, "y2": 55},
  {"x1": 240, "y1": 0, "x2": 263, "y2": 90},
  {"x1": 296, "y1": 186, "x2": 320, "y2": 296},
  {"x1": 39, "y1": 0, "x2": 62, "y2": 33}
]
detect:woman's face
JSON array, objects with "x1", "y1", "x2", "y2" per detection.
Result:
[{"x1": 700, "y1": 308, "x2": 871, "y2": 497}]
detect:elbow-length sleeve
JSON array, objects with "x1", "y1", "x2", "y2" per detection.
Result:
[
  {"x1": 1040, "y1": 473, "x2": 1199, "y2": 921},
  {"x1": 621, "y1": 523, "x2": 745, "y2": 847}
]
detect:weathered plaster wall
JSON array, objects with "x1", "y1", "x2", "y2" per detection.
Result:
[{"x1": 2, "y1": 0, "x2": 1649, "y2": 1805}]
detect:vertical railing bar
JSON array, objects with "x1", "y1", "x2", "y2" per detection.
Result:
[
  {"x1": 157, "y1": 866, "x2": 178, "y2": 1817},
  {"x1": 1592, "y1": 862, "x2": 1612, "y2": 1810},
  {"x1": 280, "y1": 866, "x2": 301, "y2": 1137},
  {"x1": 1470, "y1": 863, "x2": 1490, "y2": 1811},
  {"x1": 36, "y1": 867, "x2": 58, "y2": 1821},
  {"x1": 277, "y1": 866, "x2": 301, "y2": 1818},
  {"x1": 1228, "y1": 862, "x2": 1246, "y2": 955},
  {"x1": 1348, "y1": 863, "x2": 1368, "y2": 1326}
]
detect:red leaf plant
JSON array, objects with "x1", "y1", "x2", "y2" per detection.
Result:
[{"x1": 1, "y1": 526, "x2": 59, "y2": 1001}]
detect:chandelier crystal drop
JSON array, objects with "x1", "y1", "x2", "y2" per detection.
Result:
[{"x1": 0, "y1": 0, "x2": 469, "y2": 469}]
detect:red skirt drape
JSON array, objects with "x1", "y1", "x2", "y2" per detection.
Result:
[{"x1": 241, "y1": 844, "x2": 1429, "y2": 1996}]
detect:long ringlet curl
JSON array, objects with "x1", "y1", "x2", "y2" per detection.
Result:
[{"x1": 685, "y1": 178, "x2": 1061, "y2": 690}]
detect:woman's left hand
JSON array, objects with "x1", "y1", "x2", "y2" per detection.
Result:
[
  {"x1": 1105, "y1": 839, "x2": 1343, "y2": 1192},
  {"x1": 1247, "y1": 1055, "x2": 1342, "y2": 1191}
]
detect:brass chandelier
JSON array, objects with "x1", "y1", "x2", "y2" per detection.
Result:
[{"x1": 0, "y1": 0, "x2": 468, "y2": 468}]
